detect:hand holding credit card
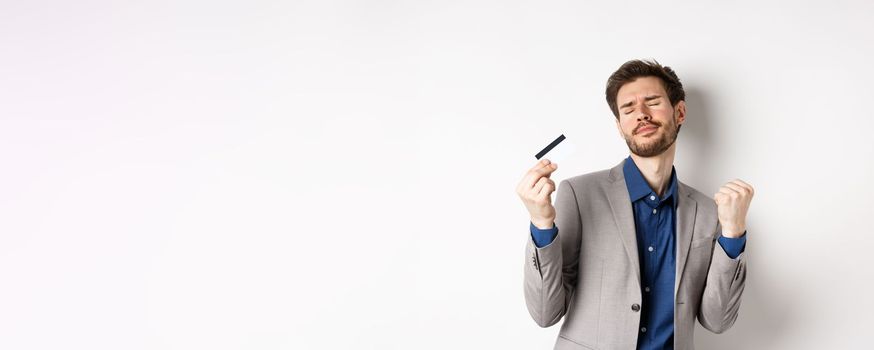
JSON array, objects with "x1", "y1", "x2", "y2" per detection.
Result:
[{"x1": 515, "y1": 134, "x2": 577, "y2": 229}]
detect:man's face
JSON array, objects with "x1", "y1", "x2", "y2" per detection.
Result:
[{"x1": 614, "y1": 76, "x2": 686, "y2": 157}]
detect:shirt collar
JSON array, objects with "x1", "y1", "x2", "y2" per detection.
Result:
[{"x1": 622, "y1": 155, "x2": 679, "y2": 205}]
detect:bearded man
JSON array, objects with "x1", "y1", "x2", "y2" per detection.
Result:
[{"x1": 516, "y1": 59, "x2": 753, "y2": 350}]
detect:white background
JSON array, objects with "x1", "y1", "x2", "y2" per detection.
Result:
[{"x1": 1, "y1": 0, "x2": 873, "y2": 349}]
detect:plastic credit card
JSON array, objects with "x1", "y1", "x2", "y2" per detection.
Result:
[{"x1": 535, "y1": 134, "x2": 577, "y2": 164}]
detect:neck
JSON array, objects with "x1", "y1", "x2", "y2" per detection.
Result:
[{"x1": 629, "y1": 143, "x2": 676, "y2": 197}]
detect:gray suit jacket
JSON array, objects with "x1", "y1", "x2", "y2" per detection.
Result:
[{"x1": 524, "y1": 158, "x2": 747, "y2": 350}]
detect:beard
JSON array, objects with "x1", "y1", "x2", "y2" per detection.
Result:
[{"x1": 623, "y1": 118, "x2": 679, "y2": 157}]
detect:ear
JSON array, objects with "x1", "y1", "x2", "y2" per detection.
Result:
[{"x1": 675, "y1": 100, "x2": 686, "y2": 126}]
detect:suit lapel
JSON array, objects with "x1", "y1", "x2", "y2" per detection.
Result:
[
  {"x1": 605, "y1": 159, "x2": 641, "y2": 287},
  {"x1": 675, "y1": 181, "x2": 697, "y2": 299}
]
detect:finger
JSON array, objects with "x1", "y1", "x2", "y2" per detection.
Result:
[
  {"x1": 529, "y1": 158, "x2": 552, "y2": 173},
  {"x1": 521, "y1": 159, "x2": 549, "y2": 181},
  {"x1": 718, "y1": 186, "x2": 740, "y2": 197},
  {"x1": 535, "y1": 162, "x2": 558, "y2": 178},
  {"x1": 731, "y1": 179, "x2": 754, "y2": 195},
  {"x1": 523, "y1": 163, "x2": 558, "y2": 189},
  {"x1": 519, "y1": 169, "x2": 541, "y2": 191},
  {"x1": 532, "y1": 177, "x2": 548, "y2": 194},
  {"x1": 519, "y1": 159, "x2": 551, "y2": 190},
  {"x1": 544, "y1": 178, "x2": 556, "y2": 192},
  {"x1": 723, "y1": 182, "x2": 750, "y2": 195},
  {"x1": 537, "y1": 181, "x2": 555, "y2": 199}
]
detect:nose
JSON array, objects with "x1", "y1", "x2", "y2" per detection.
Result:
[{"x1": 636, "y1": 104, "x2": 652, "y2": 121}]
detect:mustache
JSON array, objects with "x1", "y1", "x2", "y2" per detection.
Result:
[{"x1": 634, "y1": 121, "x2": 661, "y2": 134}]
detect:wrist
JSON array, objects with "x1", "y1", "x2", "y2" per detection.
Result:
[
  {"x1": 721, "y1": 226, "x2": 745, "y2": 238},
  {"x1": 531, "y1": 218, "x2": 555, "y2": 230}
]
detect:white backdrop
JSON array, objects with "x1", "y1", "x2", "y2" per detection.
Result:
[{"x1": 1, "y1": 0, "x2": 873, "y2": 349}]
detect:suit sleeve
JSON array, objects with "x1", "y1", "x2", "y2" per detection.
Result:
[
  {"x1": 523, "y1": 179, "x2": 582, "y2": 328},
  {"x1": 697, "y1": 220, "x2": 748, "y2": 333}
]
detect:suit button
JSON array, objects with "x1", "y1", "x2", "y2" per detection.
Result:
[{"x1": 631, "y1": 303, "x2": 640, "y2": 312}]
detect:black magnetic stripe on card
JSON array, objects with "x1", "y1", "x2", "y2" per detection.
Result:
[{"x1": 535, "y1": 134, "x2": 566, "y2": 160}]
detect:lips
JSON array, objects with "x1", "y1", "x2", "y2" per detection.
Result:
[{"x1": 637, "y1": 125, "x2": 657, "y2": 134}]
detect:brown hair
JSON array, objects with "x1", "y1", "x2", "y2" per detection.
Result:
[{"x1": 605, "y1": 59, "x2": 685, "y2": 124}]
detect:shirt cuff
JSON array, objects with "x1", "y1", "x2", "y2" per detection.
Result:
[
  {"x1": 530, "y1": 221, "x2": 558, "y2": 248},
  {"x1": 717, "y1": 230, "x2": 747, "y2": 259}
]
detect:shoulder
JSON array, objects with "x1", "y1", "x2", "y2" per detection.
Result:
[
  {"x1": 680, "y1": 182, "x2": 717, "y2": 214},
  {"x1": 560, "y1": 167, "x2": 613, "y2": 192}
]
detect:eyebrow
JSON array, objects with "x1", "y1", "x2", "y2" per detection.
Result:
[{"x1": 620, "y1": 95, "x2": 662, "y2": 109}]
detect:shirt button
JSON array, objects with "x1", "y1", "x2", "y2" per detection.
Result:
[
  {"x1": 645, "y1": 287, "x2": 650, "y2": 292},
  {"x1": 648, "y1": 246, "x2": 654, "y2": 252},
  {"x1": 641, "y1": 327, "x2": 647, "y2": 333},
  {"x1": 631, "y1": 303, "x2": 641, "y2": 312},
  {"x1": 652, "y1": 208, "x2": 657, "y2": 214},
  {"x1": 650, "y1": 195, "x2": 656, "y2": 201}
]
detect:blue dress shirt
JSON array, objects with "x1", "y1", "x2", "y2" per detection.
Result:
[{"x1": 530, "y1": 156, "x2": 746, "y2": 349}]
